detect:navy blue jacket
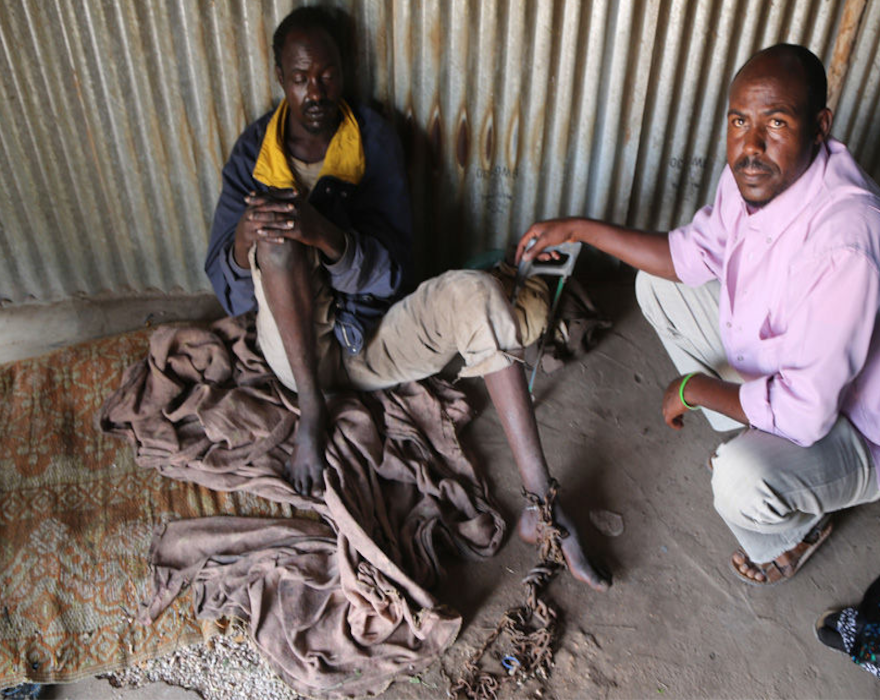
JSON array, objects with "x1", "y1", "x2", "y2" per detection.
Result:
[{"x1": 205, "y1": 101, "x2": 412, "y2": 354}]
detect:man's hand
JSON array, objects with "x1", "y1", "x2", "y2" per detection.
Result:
[
  {"x1": 233, "y1": 188, "x2": 299, "y2": 267},
  {"x1": 516, "y1": 217, "x2": 679, "y2": 281},
  {"x1": 662, "y1": 372, "x2": 748, "y2": 430},
  {"x1": 233, "y1": 188, "x2": 347, "y2": 267},
  {"x1": 663, "y1": 374, "x2": 694, "y2": 430},
  {"x1": 516, "y1": 218, "x2": 584, "y2": 264}
]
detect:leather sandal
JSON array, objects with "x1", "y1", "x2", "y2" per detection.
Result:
[{"x1": 730, "y1": 515, "x2": 833, "y2": 586}]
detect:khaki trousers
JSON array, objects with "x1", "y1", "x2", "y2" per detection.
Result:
[{"x1": 251, "y1": 247, "x2": 548, "y2": 393}]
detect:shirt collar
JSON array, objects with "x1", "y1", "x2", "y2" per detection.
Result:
[{"x1": 252, "y1": 99, "x2": 365, "y2": 190}]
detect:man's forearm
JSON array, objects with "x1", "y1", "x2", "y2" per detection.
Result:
[
  {"x1": 575, "y1": 220, "x2": 678, "y2": 280},
  {"x1": 521, "y1": 217, "x2": 679, "y2": 280},
  {"x1": 682, "y1": 373, "x2": 748, "y2": 424}
]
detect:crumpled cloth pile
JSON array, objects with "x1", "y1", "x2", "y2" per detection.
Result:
[{"x1": 99, "y1": 314, "x2": 505, "y2": 699}]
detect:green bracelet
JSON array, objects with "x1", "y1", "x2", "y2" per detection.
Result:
[{"x1": 679, "y1": 372, "x2": 698, "y2": 411}]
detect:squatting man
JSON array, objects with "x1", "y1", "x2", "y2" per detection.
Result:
[
  {"x1": 205, "y1": 8, "x2": 610, "y2": 591},
  {"x1": 519, "y1": 43, "x2": 880, "y2": 586}
]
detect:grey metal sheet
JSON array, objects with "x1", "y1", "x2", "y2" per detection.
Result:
[{"x1": 0, "y1": 0, "x2": 877, "y2": 305}]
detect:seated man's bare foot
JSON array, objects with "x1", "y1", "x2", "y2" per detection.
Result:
[
  {"x1": 284, "y1": 414, "x2": 328, "y2": 498},
  {"x1": 517, "y1": 507, "x2": 611, "y2": 592}
]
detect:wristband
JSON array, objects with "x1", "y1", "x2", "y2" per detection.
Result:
[{"x1": 679, "y1": 372, "x2": 698, "y2": 411}]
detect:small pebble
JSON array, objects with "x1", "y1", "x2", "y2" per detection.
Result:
[{"x1": 589, "y1": 509, "x2": 625, "y2": 537}]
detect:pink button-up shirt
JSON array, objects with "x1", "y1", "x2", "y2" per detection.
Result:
[{"x1": 669, "y1": 139, "x2": 880, "y2": 468}]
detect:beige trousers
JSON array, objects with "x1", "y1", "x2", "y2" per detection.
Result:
[
  {"x1": 251, "y1": 247, "x2": 548, "y2": 393},
  {"x1": 636, "y1": 270, "x2": 879, "y2": 562}
]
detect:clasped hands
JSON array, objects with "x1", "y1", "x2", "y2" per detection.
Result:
[{"x1": 233, "y1": 187, "x2": 345, "y2": 267}]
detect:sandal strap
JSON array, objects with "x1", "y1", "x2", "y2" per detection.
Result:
[{"x1": 732, "y1": 516, "x2": 833, "y2": 585}]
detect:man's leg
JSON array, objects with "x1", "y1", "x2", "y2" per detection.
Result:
[
  {"x1": 712, "y1": 415, "x2": 880, "y2": 582},
  {"x1": 635, "y1": 271, "x2": 744, "y2": 432},
  {"x1": 484, "y1": 364, "x2": 610, "y2": 590},
  {"x1": 253, "y1": 239, "x2": 332, "y2": 497},
  {"x1": 346, "y1": 270, "x2": 610, "y2": 589}
]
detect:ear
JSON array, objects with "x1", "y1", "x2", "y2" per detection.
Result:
[
  {"x1": 275, "y1": 64, "x2": 283, "y2": 88},
  {"x1": 814, "y1": 107, "x2": 833, "y2": 144}
]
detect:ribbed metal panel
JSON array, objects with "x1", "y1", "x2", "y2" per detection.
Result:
[
  {"x1": 1, "y1": 0, "x2": 878, "y2": 305},
  {"x1": 834, "y1": 0, "x2": 880, "y2": 182}
]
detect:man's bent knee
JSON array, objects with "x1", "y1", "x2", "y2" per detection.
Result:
[
  {"x1": 710, "y1": 433, "x2": 790, "y2": 528},
  {"x1": 255, "y1": 239, "x2": 309, "y2": 274},
  {"x1": 635, "y1": 270, "x2": 671, "y2": 327},
  {"x1": 416, "y1": 270, "x2": 520, "y2": 377}
]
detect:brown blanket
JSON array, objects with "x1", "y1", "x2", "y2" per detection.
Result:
[{"x1": 99, "y1": 315, "x2": 505, "y2": 699}]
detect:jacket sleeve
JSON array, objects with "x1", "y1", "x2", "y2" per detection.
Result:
[
  {"x1": 323, "y1": 111, "x2": 412, "y2": 300},
  {"x1": 204, "y1": 122, "x2": 264, "y2": 316}
]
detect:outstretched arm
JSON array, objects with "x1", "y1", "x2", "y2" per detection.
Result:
[{"x1": 517, "y1": 217, "x2": 679, "y2": 281}]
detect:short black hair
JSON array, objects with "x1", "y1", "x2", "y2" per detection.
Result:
[
  {"x1": 742, "y1": 43, "x2": 828, "y2": 117},
  {"x1": 272, "y1": 6, "x2": 344, "y2": 69}
]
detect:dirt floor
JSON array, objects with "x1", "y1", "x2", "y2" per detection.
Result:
[{"x1": 4, "y1": 270, "x2": 880, "y2": 699}]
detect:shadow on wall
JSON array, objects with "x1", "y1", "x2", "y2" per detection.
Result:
[{"x1": 331, "y1": 5, "x2": 467, "y2": 284}]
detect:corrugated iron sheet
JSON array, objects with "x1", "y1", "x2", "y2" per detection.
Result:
[{"x1": 1, "y1": 0, "x2": 878, "y2": 305}]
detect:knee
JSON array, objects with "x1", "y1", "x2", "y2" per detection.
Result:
[
  {"x1": 437, "y1": 270, "x2": 510, "y2": 315},
  {"x1": 634, "y1": 270, "x2": 668, "y2": 325},
  {"x1": 428, "y1": 269, "x2": 520, "y2": 350},
  {"x1": 710, "y1": 437, "x2": 781, "y2": 526},
  {"x1": 255, "y1": 239, "x2": 306, "y2": 273}
]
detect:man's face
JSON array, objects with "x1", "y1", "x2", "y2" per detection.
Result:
[
  {"x1": 726, "y1": 57, "x2": 825, "y2": 208},
  {"x1": 275, "y1": 28, "x2": 344, "y2": 137}
]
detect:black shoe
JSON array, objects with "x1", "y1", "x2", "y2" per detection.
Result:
[{"x1": 815, "y1": 609, "x2": 848, "y2": 654}]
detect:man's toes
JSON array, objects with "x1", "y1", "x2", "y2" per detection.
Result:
[{"x1": 733, "y1": 556, "x2": 766, "y2": 582}]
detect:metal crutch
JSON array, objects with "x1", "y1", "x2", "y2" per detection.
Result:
[{"x1": 510, "y1": 241, "x2": 583, "y2": 393}]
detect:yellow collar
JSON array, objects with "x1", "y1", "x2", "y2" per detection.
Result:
[{"x1": 252, "y1": 99, "x2": 365, "y2": 190}]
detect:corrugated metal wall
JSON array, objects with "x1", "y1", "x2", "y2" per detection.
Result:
[{"x1": 1, "y1": 0, "x2": 878, "y2": 306}]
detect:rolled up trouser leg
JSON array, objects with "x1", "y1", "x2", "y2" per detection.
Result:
[
  {"x1": 710, "y1": 415, "x2": 879, "y2": 562},
  {"x1": 635, "y1": 270, "x2": 743, "y2": 432},
  {"x1": 345, "y1": 270, "x2": 522, "y2": 391}
]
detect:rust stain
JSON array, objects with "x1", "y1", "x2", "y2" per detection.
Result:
[
  {"x1": 430, "y1": 6, "x2": 443, "y2": 64},
  {"x1": 827, "y1": 0, "x2": 868, "y2": 112}
]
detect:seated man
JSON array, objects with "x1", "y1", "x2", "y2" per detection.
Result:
[
  {"x1": 518, "y1": 44, "x2": 880, "y2": 586},
  {"x1": 205, "y1": 7, "x2": 609, "y2": 591}
]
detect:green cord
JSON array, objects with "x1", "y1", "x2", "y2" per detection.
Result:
[{"x1": 679, "y1": 372, "x2": 698, "y2": 410}]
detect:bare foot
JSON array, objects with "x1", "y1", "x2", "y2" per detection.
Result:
[
  {"x1": 518, "y1": 507, "x2": 611, "y2": 592},
  {"x1": 284, "y1": 411, "x2": 328, "y2": 498}
]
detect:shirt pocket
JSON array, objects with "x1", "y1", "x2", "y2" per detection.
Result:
[{"x1": 752, "y1": 316, "x2": 786, "y2": 375}]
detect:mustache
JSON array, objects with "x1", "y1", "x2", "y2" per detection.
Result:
[
  {"x1": 734, "y1": 157, "x2": 774, "y2": 174},
  {"x1": 303, "y1": 99, "x2": 336, "y2": 112}
]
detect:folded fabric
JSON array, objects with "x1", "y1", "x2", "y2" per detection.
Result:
[{"x1": 100, "y1": 314, "x2": 505, "y2": 699}]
